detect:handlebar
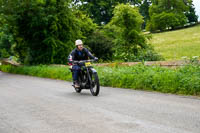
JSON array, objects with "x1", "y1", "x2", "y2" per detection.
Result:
[{"x1": 72, "y1": 59, "x2": 97, "y2": 65}]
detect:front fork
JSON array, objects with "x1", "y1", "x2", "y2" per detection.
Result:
[
  {"x1": 86, "y1": 68, "x2": 92, "y2": 86},
  {"x1": 87, "y1": 67, "x2": 97, "y2": 87}
]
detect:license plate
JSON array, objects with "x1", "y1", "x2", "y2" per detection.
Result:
[{"x1": 85, "y1": 62, "x2": 91, "y2": 67}]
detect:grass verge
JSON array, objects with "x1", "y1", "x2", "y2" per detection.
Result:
[{"x1": 0, "y1": 64, "x2": 200, "y2": 96}]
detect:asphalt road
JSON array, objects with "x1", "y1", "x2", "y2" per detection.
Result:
[{"x1": 0, "y1": 71, "x2": 200, "y2": 133}]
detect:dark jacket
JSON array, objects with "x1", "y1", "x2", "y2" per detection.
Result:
[{"x1": 68, "y1": 48, "x2": 95, "y2": 63}]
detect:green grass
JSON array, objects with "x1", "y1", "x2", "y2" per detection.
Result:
[
  {"x1": 0, "y1": 65, "x2": 72, "y2": 81},
  {"x1": 1, "y1": 64, "x2": 200, "y2": 96},
  {"x1": 150, "y1": 25, "x2": 200, "y2": 60}
]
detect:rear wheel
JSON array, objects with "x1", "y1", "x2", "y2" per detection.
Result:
[
  {"x1": 89, "y1": 72, "x2": 100, "y2": 96},
  {"x1": 75, "y1": 87, "x2": 82, "y2": 93}
]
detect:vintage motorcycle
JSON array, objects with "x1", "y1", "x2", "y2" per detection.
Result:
[{"x1": 71, "y1": 59, "x2": 100, "y2": 96}]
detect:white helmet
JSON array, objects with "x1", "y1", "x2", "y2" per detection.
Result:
[{"x1": 75, "y1": 39, "x2": 83, "y2": 46}]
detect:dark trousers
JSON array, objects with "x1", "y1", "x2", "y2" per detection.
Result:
[{"x1": 72, "y1": 65, "x2": 81, "y2": 82}]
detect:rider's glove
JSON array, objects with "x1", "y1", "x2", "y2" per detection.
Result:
[
  {"x1": 78, "y1": 61, "x2": 84, "y2": 66},
  {"x1": 94, "y1": 57, "x2": 98, "y2": 61}
]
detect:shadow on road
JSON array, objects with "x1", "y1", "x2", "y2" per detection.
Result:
[{"x1": 60, "y1": 91, "x2": 95, "y2": 98}]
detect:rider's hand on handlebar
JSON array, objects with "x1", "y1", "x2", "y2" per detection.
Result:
[
  {"x1": 72, "y1": 61, "x2": 79, "y2": 65},
  {"x1": 94, "y1": 57, "x2": 98, "y2": 61},
  {"x1": 78, "y1": 61, "x2": 85, "y2": 66}
]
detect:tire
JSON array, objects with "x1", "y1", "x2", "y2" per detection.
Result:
[
  {"x1": 74, "y1": 80, "x2": 82, "y2": 93},
  {"x1": 74, "y1": 75, "x2": 82, "y2": 93},
  {"x1": 89, "y1": 72, "x2": 100, "y2": 96},
  {"x1": 75, "y1": 87, "x2": 82, "y2": 93}
]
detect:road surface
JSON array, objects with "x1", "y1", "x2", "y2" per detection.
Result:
[{"x1": 0, "y1": 71, "x2": 200, "y2": 133}]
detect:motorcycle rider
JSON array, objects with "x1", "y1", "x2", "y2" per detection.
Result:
[{"x1": 68, "y1": 39, "x2": 98, "y2": 88}]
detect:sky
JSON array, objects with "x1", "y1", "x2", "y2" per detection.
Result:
[{"x1": 193, "y1": 0, "x2": 200, "y2": 21}]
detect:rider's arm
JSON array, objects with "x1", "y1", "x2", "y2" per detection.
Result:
[
  {"x1": 68, "y1": 50, "x2": 75, "y2": 64},
  {"x1": 85, "y1": 48, "x2": 95, "y2": 59}
]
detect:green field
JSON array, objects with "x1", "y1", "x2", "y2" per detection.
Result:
[{"x1": 150, "y1": 25, "x2": 200, "y2": 60}]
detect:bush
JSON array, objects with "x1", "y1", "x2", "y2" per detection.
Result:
[
  {"x1": 106, "y1": 3, "x2": 162, "y2": 62},
  {"x1": 136, "y1": 46, "x2": 164, "y2": 61},
  {"x1": 0, "y1": 48, "x2": 10, "y2": 58},
  {"x1": 85, "y1": 31, "x2": 114, "y2": 61},
  {"x1": 113, "y1": 45, "x2": 163, "y2": 62},
  {"x1": 1, "y1": 0, "x2": 97, "y2": 65},
  {"x1": 0, "y1": 22, "x2": 14, "y2": 58}
]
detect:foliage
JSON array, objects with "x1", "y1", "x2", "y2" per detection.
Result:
[
  {"x1": 97, "y1": 64, "x2": 200, "y2": 95},
  {"x1": 147, "y1": 12, "x2": 187, "y2": 32},
  {"x1": 0, "y1": 65, "x2": 72, "y2": 80},
  {"x1": 108, "y1": 3, "x2": 145, "y2": 57},
  {"x1": 113, "y1": 45, "x2": 164, "y2": 62},
  {"x1": 1, "y1": 0, "x2": 198, "y2": 63},
  {"x1": 139, "y1": 0, "x2": 151, "y2": 29},
  {"x1": 185, "y1": 1, "x2": 198, "y2": 23},
  {"x1": 0, "y1": 0, "x2": 96, "y2": 65},
  {"x1": 147, "y1": 0, "x2": 189, "y2": 32},
  {"x1": 136, "y1": 45, "x2": 164, "y2": 61},
  {"x1": 85, "y1": 30, "x2": 114, "y2": 61},
  {"x1": 0, "y1": 15, "x2": 14, "y2": 58},
  {"x1": 1, "y1": 64, "x2": 200, "y2": 96},
  {"x1": 0, "y1": 48, "x2": 10, "y2": 58},
  {"x1": 19, "y1": 0, "x2": 80, "y2": 65},
  {"x1": 107, "y1": 3, "x2": 162, "y2": 61},
  {"x1": 72, "y1": 0, "x2": 142, "y2": 25},
  {"x1": 73, "y1": 10, "x2": 97, "y2": 40}
]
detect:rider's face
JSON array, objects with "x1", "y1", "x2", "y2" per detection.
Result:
[{"x1": 77, "y1": 44, "x2": 83, "y2": 51}]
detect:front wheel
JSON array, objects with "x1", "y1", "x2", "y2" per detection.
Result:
[{"x1": 89, "y1": 72, "x2": 100, "y2": 96}]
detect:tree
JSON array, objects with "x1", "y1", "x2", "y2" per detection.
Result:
[
  {"x1": 139, "y1": 0, "x2": 151, "y2": 29},
  {"x1": 0, "y1": 24, "x2": 14, "y2": 58},
  {"x1": 0, "y1": 12, "x2": 14, "y2": 58},
  {"x1": 73, "y1": 9, "x2": 97, "y2": 40},
  {"x1": 147, "y1": 0, "x2": 189, "y2": 32},
  {"x1": 107, "y1": 4, "x2": 148, "y2": 61},
  {"x1": 18, "y1": 0, "x2": 81, "y2": 64},
  {"x1": 148, "y1": 12, "x2": 187, "y2": 31},
  {"x1": 106, "y1": 3, "x2": 163, "y2": 61},
  {"x1": 73, "y1": 0, "x2": 142, "y2": 25},
  {"x1": 1, "y1": 0, "x2": 96, "y2": 64},
  {"x1": 85, "y1": 31, "x2": 114, "y2": 61},
  {"x1": 184, "y1": 0, "x2": 198, "y2": 23}
]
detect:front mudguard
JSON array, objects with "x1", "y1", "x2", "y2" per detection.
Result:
[{"x1": 89, "y1": 68, "x2": 97, "y2": 74}]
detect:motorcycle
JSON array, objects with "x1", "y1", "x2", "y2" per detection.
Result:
[{"x1": 71, "y1": 59, "x2": 100, "y2": 96}]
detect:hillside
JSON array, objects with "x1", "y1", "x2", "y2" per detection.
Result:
[{"x1": 150, "y1": 25, "x2": 200, "y2": 60}]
